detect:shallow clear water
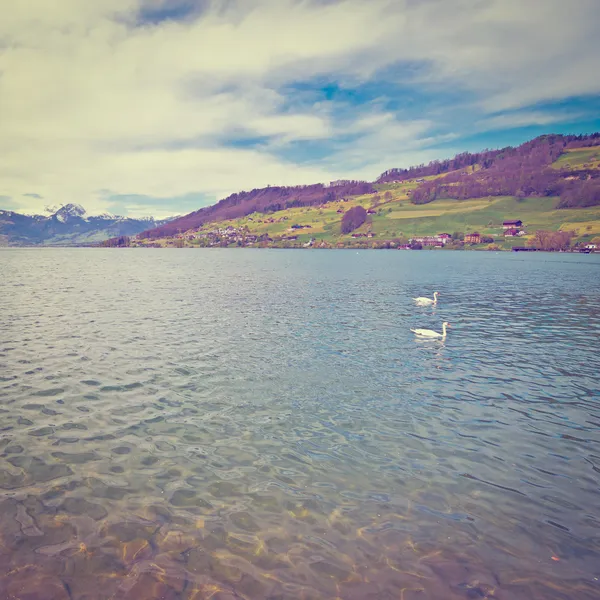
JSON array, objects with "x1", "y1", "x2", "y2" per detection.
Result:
[{"x1": 1, "y1": 248, "x2": 599, "y2": 600}]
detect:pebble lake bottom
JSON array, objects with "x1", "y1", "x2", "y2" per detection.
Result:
[{"x1": 0, "y1": 248, "x2": 599, "y2": 600}]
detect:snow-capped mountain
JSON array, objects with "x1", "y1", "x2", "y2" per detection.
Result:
[
  {"x1": 53, "y1": 203, "x2": 88, "y2": 223},
  {"x1": 95, "y1": 212, "x2": 119, "y2": 220},
  {"x1": 0, "y1": 204, "x2": 177, "y2": 246}
]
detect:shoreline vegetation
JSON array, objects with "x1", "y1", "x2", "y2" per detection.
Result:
[
  {"x1": 96, "y1": 133, "x2": 598, "y2": 252},
  {"x1": 102, "y1": 228, "x2": 598, "y2": 253}
]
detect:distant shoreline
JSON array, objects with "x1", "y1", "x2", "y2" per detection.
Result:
[{"x1": 3, "y1": 244, "x2": 597, "y2": 255}]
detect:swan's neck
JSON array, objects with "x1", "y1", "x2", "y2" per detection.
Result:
[
  {"x1": 433, "y1": 292, "x2": 438, "y2": 303},
  {"x1": 441, "y1": 323, "x2": 447, "y2": 337}
]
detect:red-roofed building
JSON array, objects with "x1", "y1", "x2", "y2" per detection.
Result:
[
  {"x1": 504, "y1": 228, "x2": 520, "y2": 237},
  {"x1": 503, "y1": 220, "x2": 523, "y2": 229}
]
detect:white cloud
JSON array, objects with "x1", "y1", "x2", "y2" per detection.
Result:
[
  {"x1": 330, "y1": 112, "x2": 448, "y2": 172},
  {"x1": 0, "y1": 0, "x2": 399, "y2": 214},
  {"x1": 0, "y1": 0, "x2": 597, "y2": 215},
  {"x1": 402, "y1": 0, "x2": 600, "y2": 112},
  {"x1": 477, "y1": 110, "x2": 584, "y2": 132}
]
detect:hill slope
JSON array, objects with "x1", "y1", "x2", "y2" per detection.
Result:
[
  {"x1": 0, "y1": 204, "x2": 176, "y2": 246},
  {"x1": 131, "y1": 189, "x2": 600, "y2": 250},
  {"x1": 139, "y1": 181, "x2": 374, "y2": 239},
  {"x1": 124, "y1": 133, "x2": 600, "y2": 249}
]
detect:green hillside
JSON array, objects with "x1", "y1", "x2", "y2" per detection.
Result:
[
  {"x1": 551, "y1": 147, "x2": 600, "y2": 170},
  {"x1": 129, "y1": 139, "x2": 600, "y2": 250},
  {"x1": 132, "y1": 183, "x2": 600, "y2": 250}
]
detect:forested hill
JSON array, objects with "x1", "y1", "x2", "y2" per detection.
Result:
[
  {"x1": 377, "y1": 133, "x2": 600, "y2": 183},
  {"x1": 136, "y1": 133, "x2": 600, "y2": 241},
  {"x1": 139, "y1": 181, "x2": 374, "y2": 239},
  {"x1": 403, "y1": 134, "x2": 600, "y2": 208}
]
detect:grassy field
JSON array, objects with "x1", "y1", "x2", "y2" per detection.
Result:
[
  {"x1": 551, "y1": 147, "x2": 600, "y2": 170},
  {"x1": 166, "y1": 188, "x2": 600, "y2": 249}
]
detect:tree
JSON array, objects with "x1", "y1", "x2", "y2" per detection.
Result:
[
  {"x1": 102, "y1": 235, "x2": 130, "y2": 247},
  {"x1": 557, "y1": 178, "x2": 600, "y2": 208},
  {"x1": 341, "y1": 206, "x2": 367, "y2": 234},
  {"x1": 530, "y1": 230, "x2": 574, "y2": 251},
  {"x1": 452, "y1": 231, "x2": 464, "y2": 241},
  {"x1": 481, "y1": 235, "x2": 494, "y2": 243}
]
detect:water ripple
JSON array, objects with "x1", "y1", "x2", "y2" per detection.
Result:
[{"x1": 0, "y1": 248, "x2": 599, "y2": 599}]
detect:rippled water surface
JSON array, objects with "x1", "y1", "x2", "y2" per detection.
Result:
[{"x1": 1, "y1": 248, "x2": 600, "y2": 599}]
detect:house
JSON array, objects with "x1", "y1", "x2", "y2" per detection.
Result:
[
  {"x1": 503, "y1": 220, "x2": 523, "y2": 230},
  {"x1": 410, "y1": 236, "x2": 440, "y2": 247},
  {"x1": 409, "y1": 234, "x2": 451, "y2": 247},
  {"x1": 503, "y1": 228, "x2": 520, "y2": 237},
  {"x1": 465, "y1": 232, "x2": 481, "y2": 244},
  {"x1": 585, "y1": 243, "x2": 597, "y2": 250}
]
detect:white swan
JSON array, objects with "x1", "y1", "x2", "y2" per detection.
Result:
[
  {"x1": 413, "y1": 291, "x2": 439, "y2": 306},
  {"x1": 411, "y1": 322, "x2": 451, "y2": 338}
]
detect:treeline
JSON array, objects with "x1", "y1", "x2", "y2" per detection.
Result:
[
  {"x1": 411, "y1": 167, "x2": 600, "y2": 208},
  {"x1": 377, "y1": 149, "x2": 500, "y2": 183},
  {"x1": 139, "y1": 181, "x2": 374, "y2": 239},
  {"x1": 409, "y1": 135, "x2": 600, "y2": 208},
  {"x1": 377, "y1": 133, "x2": 600, "y2": 184},
  {"x1": 101, "y1": 235, "x2": 130, "y2": 247}
]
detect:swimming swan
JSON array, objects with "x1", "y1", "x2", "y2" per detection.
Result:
[
  {"x1": 411, "y1": 322, "x2": 451, "y2": 338},
  {"x1": 413, "y1": 291, "x2": 439, "y2": 306}
]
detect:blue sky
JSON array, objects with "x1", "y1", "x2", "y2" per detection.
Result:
[{"x1": 1, "y1": 0, "x2": 599, "y2": 217}]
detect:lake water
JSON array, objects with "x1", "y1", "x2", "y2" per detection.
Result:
[{"x1": 1, "y1": 248, "x2": 600, "y2": 600}]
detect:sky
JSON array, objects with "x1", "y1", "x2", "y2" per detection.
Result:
[{"x1": 1, "y1": 0, "x2": 599, "y2": 218}]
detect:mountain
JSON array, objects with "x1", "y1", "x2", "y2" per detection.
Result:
[
  {"x1": 53, "y1": 203, "x2": 88, "y2": 223},
  {"x1": 0, "y1": 203, "x2": 177, "y2": 246},
  {"x1": 129, "y1": 133, "x2": 600, "y2": 250}
]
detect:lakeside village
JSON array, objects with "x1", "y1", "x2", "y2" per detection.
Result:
[
  {"x1": 129, "y1": 217, "x2": 598, "y2": 252},
  {"x1": 178, "y1": 219, "x2": 529, "y2": 249}
]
